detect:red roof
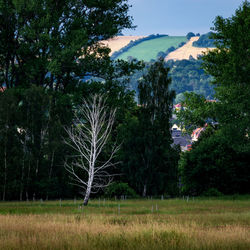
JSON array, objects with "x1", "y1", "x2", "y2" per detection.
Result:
[
  {"x1": 192, "y1": 127, "x2": 205, "y2": 138},
  {"x1": 174, "y1": 103, "x2": 182, "y2": 108}
]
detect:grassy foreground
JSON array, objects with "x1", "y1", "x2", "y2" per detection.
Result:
[{"x1": 0, "y1": 198, "x2": 249, "y2": 250}]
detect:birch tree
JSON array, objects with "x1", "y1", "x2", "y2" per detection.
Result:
[{"x1": 64, "y1": 95, "x2": 119, "y2": 206}]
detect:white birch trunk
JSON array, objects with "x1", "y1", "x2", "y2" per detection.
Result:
[{"x1": 65, "y1": 94, "x2": 120, "y2": 206}]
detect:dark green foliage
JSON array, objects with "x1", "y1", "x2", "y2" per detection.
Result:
[
  {"x1": 177, "y1": 92, "x2": 217, "y2": 133},
  {"x1": 174, "y1": 93, "x2": 185, "y2": 104},
  {"x1": 157, "y1": 46, "x2": 177, "y2": 60},
  {"x1": 156, "y1": 41, "x2": 187, "y2": 60},
  {"x1": 0, "y1": 86, "x2": 74, "y2": 200},
  {"x1": 0, "y1": 0, "x2": 139, "y2": 200},
  {"x1": 128, "y1": 59, "x2": 214, "y2": 99},
  {"x1": 119, "y1": 59, "x2": 180, "y2": 196},
  {"x1": 179, "y1": 2, "x2": 250, "y2": 196},
  {"x1": 0, "y1": 0, "x2": 133, "y2": 90},
  {"x1": 202, "y1": 188, "x2": 223, "y2": 197},
  {"x1": 202, "y1": 1, "x2": 250, "y2": 153},
  {"x1": 0, "y1": 89, "x2": 22, "y2": 200},
  {"x1": 104, "y1": 182, "x2": 138, "y2": 198},
  {"x1": 0, "y1": 74, "x2": 142, "y2": 200},
  {"x1": 186, "y1": 32, "x2": 195, "y2": 40},
  {"x1": 168, "y1": 59, "x2": 214, "y2": 98},
  {"x1": 179, "y1": 131, "x2": 250, "y2": 195},
  {"x1": 177, "y1": 42, "x2": 186, "y2": 48},
  {"x1": 192, "y1": 32, "x2": 215, "y2": 47}
]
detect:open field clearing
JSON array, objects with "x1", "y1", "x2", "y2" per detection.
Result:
[
  {"x1": 116, "y1": 36, "x2": 187, "y2": 61},
  {"x1": 101, "y1": 36, "x2": 145, "y2": 55},
  {"x1": 165, "y1": 37, "x2": 215, "y2": 61},
  {"x1": 0, "y1": 198, "x2": 249, "y2": 249}
]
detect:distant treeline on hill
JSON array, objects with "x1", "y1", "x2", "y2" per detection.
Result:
[
  {"x1": 156, "y1": 41, "x2": 186, "y2": 60},
  {"x1": 126, "y1": 58, "x2": 214, "y2": 100},
  {"x1": 111, "y1": 34, "x2": 168, "y2": 59},
  {"x1": 192, "y1": 32, "x2": 215, "y2": 48}
]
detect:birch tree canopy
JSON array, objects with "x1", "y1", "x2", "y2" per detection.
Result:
[{"x1": 65, "y1": 94, "x2": 119, "y2": 206}]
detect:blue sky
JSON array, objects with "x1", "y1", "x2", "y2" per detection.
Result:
[{"x1": 123, "y1": 0, "x2": 244, "y2": 36}]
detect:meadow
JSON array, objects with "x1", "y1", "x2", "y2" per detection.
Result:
[
  {"x1": 101, "y1": 36, "x2": 145, "y2": 55},
  {"x1": 0, "y1": 197, "x2": 249, "y2": 250},
  {"x1": 117, "y1": 36, "x2": 187, "y2": 61}
]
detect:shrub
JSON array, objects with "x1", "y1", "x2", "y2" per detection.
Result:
[
  {"x1": 202, "y1": 188, "x2": 223, "y2": 197},
  {"x1": 186, "y1": 32, "x2": 195, "y2": 40},
  {"x1": 192, "y1": 32, "x2": 215, "y2": 47},
  {"x1": 104, "y1": 182, "x2": 138, "y2": 198}
]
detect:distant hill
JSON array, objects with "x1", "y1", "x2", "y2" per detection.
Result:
[
  {"x1": 127, "y1": 59, "x2": 214, "y2": 100},
  {"x1": 100, "y1": 34, "x2": 215, "y2": 100},
  {"x1": 115, "y1": 36, "x2": 187, "y2": 61},
  {"x1": 102, "y1": 34, "x2": 216, "y2": 62},
  {"x1": 192, "y1": 32, "x2": 215, "y2": 48},
  {"x1": 101, "y1": 36, "x2": 145, "y2": 56},
  {"x1": 165, "y1": 37, "x2": 215, "y2": 61}
]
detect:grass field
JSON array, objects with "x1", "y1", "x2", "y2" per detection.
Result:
[
  {"x1": 165, "y1": 37, "x2": 215, "y2": 61},
  {"x1": 101, "y1": 36, "x2": 145, "y2": 55},
  {"x1": 117, "y1": 36, "x2": 187, "y2": 62},
  {"x1": 0, "y1": 197, "x2": 250, "y2": 249}
]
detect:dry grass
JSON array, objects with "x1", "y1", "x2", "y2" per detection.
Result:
[
  {"x1": 101, "y1": 36, "x2": 145, "y2": 55},
  {"x1": 165, "y1": 37, "x2": 215, "y2": 61},
  {"x1": 0, "y1": 199, "x2": 249, "y2": 249}
]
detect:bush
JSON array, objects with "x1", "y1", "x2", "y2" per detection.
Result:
[
  {"x1": 192, "y1": 32, "x2": 215, "y2": 47},
  {"x1": 104, "y1": 182, "x2": 138, "y2": 198},
  {"x1": 179, "y1": 131, "x2": 250, "y2": 195},
  {"x1": 177, "y1": 42, "x2": 186, "y2": 48},
  {"x1": 202, "y1": 188, "x2": 223, "y2": 197},
  {"x1": 186, "y1": 32, "x2": 195, "y2": 40}
]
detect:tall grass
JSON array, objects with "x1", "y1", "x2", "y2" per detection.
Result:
[{"x1": 0, "y1": 198, "x2": 249, "y2": 249}]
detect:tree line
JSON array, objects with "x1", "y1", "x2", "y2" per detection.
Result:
[
  {"x1": 0, "y1": 0, "x2": 179, "y2": 201},
  {"x1": 127, "y1": 58, "x2": 214, "y2": 101},
  {"x1": 0, "y1": 0, "x2": 249, "y2": 202},
  {"x1": 177, "y1": 1, "x2": 250, "y2": 196}
]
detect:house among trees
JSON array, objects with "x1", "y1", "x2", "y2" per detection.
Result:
[{"x1": 171, "y1": 124, "x2": 191, "y2": 151}]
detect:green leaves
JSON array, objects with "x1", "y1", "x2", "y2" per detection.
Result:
[
  {"x1": 0, "y1": 0, "x2": 133, "y2": 90},
  {"x1": 119, "y1": 59, "x2": 179, "y2": 196},
  {"x1": 179, "y1": 2, "x2": 250, "y2": 196},
  {"x1": 176, "y1": 92, "x2": 217, "y2": 133}
]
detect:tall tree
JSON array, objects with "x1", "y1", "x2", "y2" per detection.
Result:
[
  {"x1": 0, "y1": 0, "x2": 140, "y2": 200},
  {"x1": 0, "y1": 0, "x2": 133, "y2": 90},
  {"x1": 0, "y1": 89, "x2": 21, "y2": 200},
  {"x1": 178, "y1": 1, "x2": 250, "y2": 195},
  {"x1": 64, "y1": 95, "x2": 119, "y2": 206},
  {"x1": 120, "y1": 59, "x2": 179, "y2": 196},
  {"x1": 202, "y1": 1, "x2": 250, "y2": 153}
]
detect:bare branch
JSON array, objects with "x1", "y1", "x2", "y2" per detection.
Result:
[{"x1": 64, "y1": 94, "x2": 120, "y2": 206}]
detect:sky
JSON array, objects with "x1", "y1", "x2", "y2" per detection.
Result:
[{"x1": 123, "y1": 0, "x2": 245, "y2": 36}]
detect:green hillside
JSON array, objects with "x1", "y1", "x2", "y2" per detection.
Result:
[{"x1": 117, "y1": 36, "x2": 187, "y2": 61}]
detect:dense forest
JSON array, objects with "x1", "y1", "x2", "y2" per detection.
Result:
[
  {"x1": 127, "y1": 58, "x2": 214, "y2": 101},
  {"x1": 0, "y1": 0, "x2": 249, "y2": 202}
]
